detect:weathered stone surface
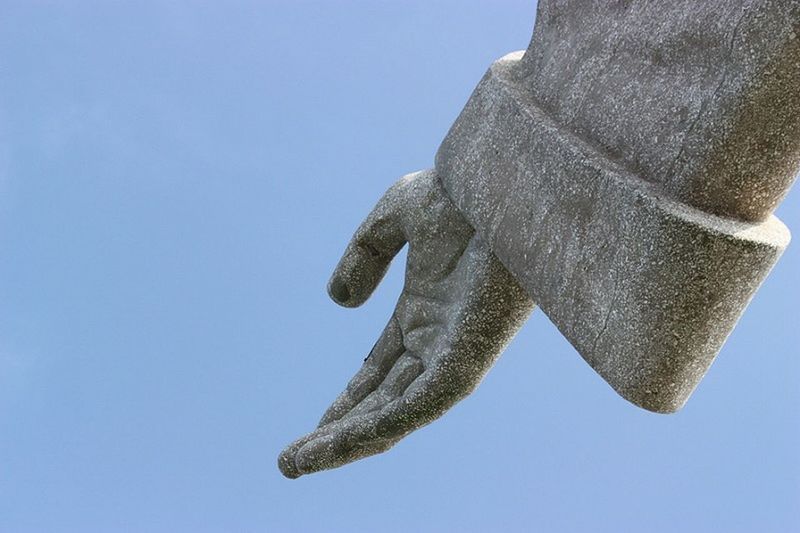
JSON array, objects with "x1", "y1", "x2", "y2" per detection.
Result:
[
  {"x1": 518, "y1": 0, "x2": 800, "y2": 222},
  {"x1": 279, "y1": 171, "x2": 534, "y2": 478},
  {"x1": 280, "y1": 0, "x2": 800, "y2": 477},
  {"x1": 437, "y1": 0, "x2": 799, "y2": 412}
]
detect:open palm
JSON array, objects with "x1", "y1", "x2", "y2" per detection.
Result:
[{"x1": 278, "y1": 169, "x2": 534, "y2": 478}]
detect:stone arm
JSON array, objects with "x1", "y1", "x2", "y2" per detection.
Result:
[
  {"x1": 277, "y1": 0, "x2": 800, "y2": 477},
  {"x1": 278, "y1": 169, "x2": 534, "y2": 478}
]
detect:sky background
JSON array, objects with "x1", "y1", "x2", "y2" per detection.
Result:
[{"x1": 1, "y1": 1, "x2": 798, "y2": 532}]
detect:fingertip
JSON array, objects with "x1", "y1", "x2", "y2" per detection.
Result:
[
  {"x1": 327, "y1": 275, "x2": 353, "y2": 307},
  {"x1": 277, "y1": 448, "x2": 302, "y2": 479}
]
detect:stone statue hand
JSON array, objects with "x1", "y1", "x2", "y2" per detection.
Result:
[{"x1": 278, "y1": 169, "x2": 534, "y2": 478}]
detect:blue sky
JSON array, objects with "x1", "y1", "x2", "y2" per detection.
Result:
[{"x1": 1, "y1": 1, "x2": 798, "y2": 531}]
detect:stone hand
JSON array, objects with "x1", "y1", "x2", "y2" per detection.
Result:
[{"x1": 278, "y1": 169, "x2": 534, "y2": 478}]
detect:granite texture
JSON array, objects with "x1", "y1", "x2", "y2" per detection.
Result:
[
  {"x1": 279, "y1": 171, "x2": 533, "y2": 478},
  {"x1": 280, "y1": 0, "x2": 800, "y2": 477},
  {"x1": 437, "y1": 0, "x2": 799, "y2": 412},
  {"x1": 517, "y1": 0, "x2": 800, "y2": 222},
  {"x1": 438, "y1": 53, "x2": 789, "y2": 413}
]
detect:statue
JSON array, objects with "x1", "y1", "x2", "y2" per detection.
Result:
[{"x1": 279, "y1": 0, "x2": 800, "y2": 478}]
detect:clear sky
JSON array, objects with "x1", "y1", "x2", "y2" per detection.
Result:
[{"x1": 1, "y1": 1, "x2": 798, "y2": 532}]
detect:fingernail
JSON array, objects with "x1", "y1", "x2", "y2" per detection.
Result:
[{"x1": 328, "y1": 276, "x2": 350, "y2": 304}]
